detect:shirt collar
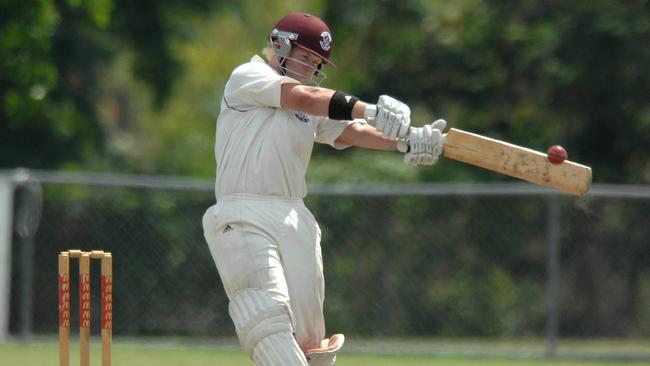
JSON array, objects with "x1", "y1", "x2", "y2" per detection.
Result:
[{"x1": 251, "y1": 55, "x2": 266, "y2": 63}]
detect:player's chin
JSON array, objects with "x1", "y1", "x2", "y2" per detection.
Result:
[
  {"x1": 287, "y1": 73, "x2": 305, "y2": 84},
  {"x1": 296, "y1": 69, "x2": 316, "y2": 83},
  {"x1": 300, "y1": 76, "x2": 316, "y2": 85}
]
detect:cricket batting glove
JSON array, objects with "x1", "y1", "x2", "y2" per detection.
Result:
[
  {"x1": 365, "y1": 95, "x2": 411, "y2": 139},
  {"x1": 399, "y1": 119, "x2": 446, "y2": 166}
]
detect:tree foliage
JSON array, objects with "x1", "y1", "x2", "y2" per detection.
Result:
[
  {"x1": 0, "y1": 0, "x2": 212, "y2": 169},
  {"x1": 2, "y1": 0, "x2": 648, "y2": 182},
  {"x1": 322, "y1": 0, "x2": 650, "y2": 183}
]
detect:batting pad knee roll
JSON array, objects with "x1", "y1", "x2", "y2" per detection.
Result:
[{"x1": 229, "y1": 288, "x2": 305, "y2": 364}]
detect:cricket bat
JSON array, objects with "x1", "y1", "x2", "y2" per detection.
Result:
[{"x1": 443, "y1": 128, "x2": 592, "y2": 196}]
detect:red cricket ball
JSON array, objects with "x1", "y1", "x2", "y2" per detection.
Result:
[{"x1": 547, "y1": 145, "x2": 567, "y2": 164}]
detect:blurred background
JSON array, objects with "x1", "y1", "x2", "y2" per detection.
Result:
[{"x1": 1, "y1": 0, "x2": 649, "y2": 363}]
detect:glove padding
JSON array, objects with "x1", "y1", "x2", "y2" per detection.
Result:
[
  {"x1": 373, "y1": 95, "x2": 411, "y2": 139},
  {"x1": 401, "y1": 119, "x2": 446, "y2": 166}
]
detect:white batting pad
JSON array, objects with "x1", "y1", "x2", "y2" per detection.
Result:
[
  {"x1": 305, "y1": 333, "x2": 345, "y2": 366},
  {"x1": 254, "y1": 332, "x2": 309, "y2": 366},
  {"x1": 229, "y1": 288, "x2": 308, "y2": 365}
]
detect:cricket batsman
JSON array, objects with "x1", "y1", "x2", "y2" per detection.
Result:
[{"x1": 202, "y1": 12, "x2": 445, "y2": 365}]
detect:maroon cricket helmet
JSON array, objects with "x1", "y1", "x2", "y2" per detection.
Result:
[{"x1": 270, "y1": 12, "x2": 336, "y2": 67}]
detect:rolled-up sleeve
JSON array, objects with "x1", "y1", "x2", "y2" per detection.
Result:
[
  {"x1": 315, "y1": 118, "x2": 366, "y2": 150},
  {"x1": 223, "y1": 57, "x2": 299, "y2": 109}
]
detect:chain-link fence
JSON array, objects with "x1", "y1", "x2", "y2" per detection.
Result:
[{"x1": 2, "y1": 170, "x2": 650, "y2": 353}]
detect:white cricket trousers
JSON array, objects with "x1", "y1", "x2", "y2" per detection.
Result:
[{"x1": 202, "y1": 194, "x2": 326, "y2": 362}]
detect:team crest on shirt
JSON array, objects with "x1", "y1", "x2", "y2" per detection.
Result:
[
  {"x1": 294, "y1": 111, "x2": 311, "y2": 123},
  {"x1": 319, "y1": 32, "x2": 332, "y2": 51}
]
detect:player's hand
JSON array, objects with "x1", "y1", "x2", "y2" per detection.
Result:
[
  {"x1": 367, "y1": 95, "x2": 411, "y2": 139},
  {"x1": 400, "y1": 119, "x2": 446, "y2": 166}
]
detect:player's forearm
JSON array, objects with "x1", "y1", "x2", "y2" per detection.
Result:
[
  {"x1": 351, "y1": 100, "x2": 369, "y2": 119},
  {"x1": 281, "y1": 84, "x2": 334, "y2": 115},
  {"x1": 335, "y1": 122, "x2": 398, "y2": 151},
  {"x1": 281, "y1": 84, "x2": 370, "y2": 119}
]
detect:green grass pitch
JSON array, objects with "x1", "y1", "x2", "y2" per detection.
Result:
[{"x1": 1, "y1": 338, "x2": 649, "y2": 366}]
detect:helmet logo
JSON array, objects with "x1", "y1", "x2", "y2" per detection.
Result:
[{"x1": 319, "y1": 31, "x2": 332, "y2": 51}]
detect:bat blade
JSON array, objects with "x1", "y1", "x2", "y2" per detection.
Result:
[{"x1": 443, "y1": 128, "x2": 592, "y2": 196}]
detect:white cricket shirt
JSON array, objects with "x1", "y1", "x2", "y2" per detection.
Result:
[{"x1": 213, "y1": 55, "x2": 359, "y2": 199}]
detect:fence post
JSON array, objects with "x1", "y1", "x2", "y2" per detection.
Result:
[
  {"x1": 0, "y1": 176, "x2": 16, "y2": 342},
  {"x1": 545, "y1": 194, "x2": 561, "y2": 357},
  {"x1": 15, "y1": 176, "x2": 42, "y2": 341}
]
